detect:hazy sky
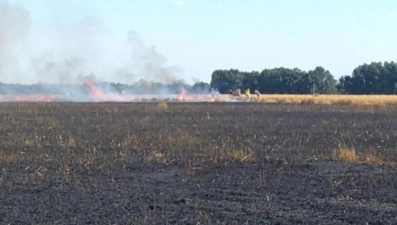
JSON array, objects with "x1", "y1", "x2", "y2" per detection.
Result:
[{"x1": 4, "y1": 0, "x2": 397, "y2": 83}]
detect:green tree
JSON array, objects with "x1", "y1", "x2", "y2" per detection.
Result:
[
  {"x1": 338, "y1": 61, "x2": 397, "y2": 94},
  {"x1": 210, "y1": 69, "x2": 243, "y2": 93},
  {"x1": 307, "y1": 66, "x2": 337, "y2": 94}
]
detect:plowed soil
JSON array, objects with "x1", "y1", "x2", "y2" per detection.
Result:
[{"x1": 1, "y1": 102, "x2": 397, "y2": 224}]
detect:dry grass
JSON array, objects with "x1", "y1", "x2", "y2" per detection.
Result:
[
  {"x1": 365, "y1": 154, "x2": 384, "y2": 165},
  {"x1": 225, "y1": 148, "x2": 255, "y2": 162},
  {"x1": 336, "y1": 146, "x2": 395, "y2": 166},
  {"x1": 221, "y1": 94, "x2": 397, "y2": 105},
  {"x1": 145, "y1": 150, "x2": 168, "y2": 164},
  {"x1": 157, "y1": 101, "x2": 168, "y2": 110},
  {"x1": 337, "y1": 147, "x2": 359, "y2": 162}
]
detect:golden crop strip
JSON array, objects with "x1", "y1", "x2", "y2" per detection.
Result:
[{"x1": 220, "y1": 94, "x2": 397, "y2": 105}]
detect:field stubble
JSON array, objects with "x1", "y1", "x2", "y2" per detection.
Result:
[{"x1": 1, "y1": 102, "x2": 397, "y2": 224}]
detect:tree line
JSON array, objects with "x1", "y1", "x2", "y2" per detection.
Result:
[
  {"x1": 210, "y1": 61, "x2": 397, "y2": 95},
  {"x1": 1, "y1": 61, "x2": 396, "y2": 95}
]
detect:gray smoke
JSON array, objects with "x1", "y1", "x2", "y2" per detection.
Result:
[
  {"x1": 0, "y1": 0, "x2": 31, "y2": 83},
  {"x1": 0, "y1": 1, "x2": 183, "y2": 85},
  {"x1": 121, "y1": 31, "x2": 183, "y2": 84}
]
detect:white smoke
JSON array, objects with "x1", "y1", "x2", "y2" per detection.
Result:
[
  {"x1": 0, "y1": 0, "x2": 183, "y2": 85},
  {"x1": 0, "y1": 0, "x2": 31, "y2": 83}
]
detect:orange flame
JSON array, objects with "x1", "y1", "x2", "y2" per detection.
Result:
[
  {"x1": 177, "y1": 87, "x2": 195, "y2": 101},
  {"x1": 0, "y1": 81, "x2": 223, "y2": 102}
]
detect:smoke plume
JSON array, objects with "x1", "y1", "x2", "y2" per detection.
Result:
[
  {"x1": 0, "y1": 0, "x2": 31, "y2": 83},
  {"x1": 0, "y1": 1, "x2": 222, "y2": 103},
  {"x1": 0, "y1": 0, "x2": 183, "y2": 85}
]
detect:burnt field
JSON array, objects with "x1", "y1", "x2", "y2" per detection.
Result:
[{"x1": 1, "y1": 102, "x2": 397, "y2": 224}]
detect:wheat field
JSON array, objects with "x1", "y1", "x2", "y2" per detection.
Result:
[{"x1": 220, "y1": 94, "x2": 397, "y2": 105}]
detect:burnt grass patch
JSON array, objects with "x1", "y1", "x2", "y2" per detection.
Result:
[{"x1": 1, "y1": 102, "x2": 397, "y2": 224}]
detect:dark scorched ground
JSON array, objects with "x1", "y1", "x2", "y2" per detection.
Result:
[{"x1": 0, "y1": 102, "x2": 397, "y2": 224}]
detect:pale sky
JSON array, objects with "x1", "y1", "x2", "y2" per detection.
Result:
[{"x1": 5, "y1": 0, "x2": 397, "y2": 84}]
